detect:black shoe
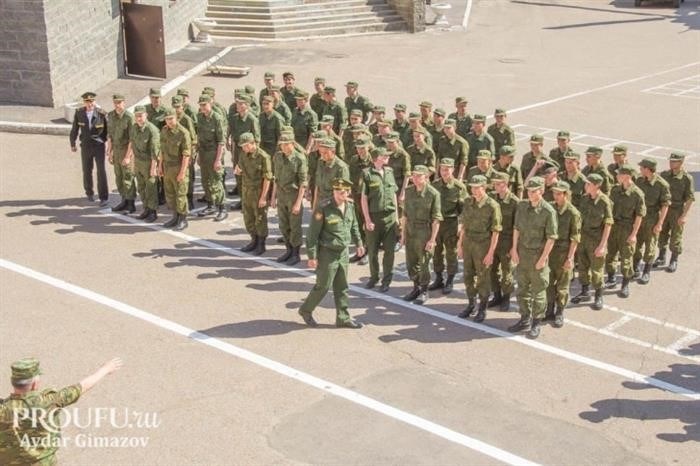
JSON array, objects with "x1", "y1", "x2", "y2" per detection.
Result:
[
  {"x1": 508, "y1": 317, "x2": 531, "y2": 333},
  {"x1": 197, "y1": 204, "x2": 216, "y2": 217},
  {"x1": 604, "y1": 273, "x2": 617, "y2": 289},
  {"x1": 552, "y1": 307, "x2": 564, "y2": 328},
  {"x1": 337, "y1": 319, "x2": 363, "y2": 329},
  {"x1": 428, "y1": 274, "x2": 444, "y2": 291},
  {"x1": 277, "y1": 244, "x2": 293, "y2": 263},
  {"x1": 379, "y1": 283, "x2": 390, "y2": 293},
  {"x1": 414, "y1": 287, "x2": 428, "y2": 305},
  {"x1": 197, "y1": 196, "x2": 208, "y2": 203},
  {"x1": 487, "y1": 290, "x2": 503, "y2": 308},
  {"x1": 111, "y1": 199, "x2": 128, "y2": 212},
  {"x1": 543, "y1": 302, "x2": 555, "y2": 321},
  {"x1": 653, "y1": 248, "x2": 666, "y2": 268},
  {"x1": 571, "y1": 285, "x2": 591, "y2": 304},
  {"x1": 632, "y1": 261, "x2": 642, "y2": 280},
  {"x1": 240, "y1": 236, "x2": 258, "y2": 252},
  {"x1": 499, "y1": 293, "x2": 511, "y2": 311},
  {"x1": 619, "y1": 278, "x2": 630, "y2": 298},
  {"x1": 639, "y1": 262, "x2": 652, "y2": 284},
  {"x1": 402, "y1": 284, "x2": 421, "y2": 301},
  {"x1": 527, "y1": 319, "x2": 541, "y2": 339},
  {"x1": 458, "y1": 298, "x2": 476, "y2": 319},
  {"x1": 285, "y1": 246, "x2": 301, "y2": 266},
  {"x1": 144, "y1": 209, "x2": 158, "y2": 223},
  {"x1": 87, "y1": 194, "x2": 95, "y2": 202},
  {"x1": 173, "y1": 214, "x2": 188, "y2": 231},
  {"x1": 365, "y1": 278, "x2": 379, "y2": 289},
  {"x1": 592, "y1": 288, "x2": 603, "y2": 310},
  {"x1": 125, "y1": 200, "x2": 136, "y2": 214},
  {"x1": 299, "y1": 311, "x2": 318, "y2": 328},
  {"x1": 443, "y1": 274, "x2": 455, "y2": 294},
  {"x1": 214, "y1": 206, "x2": 228, "y2": 222},
  {"x1": 137, "y1": 209, "x2": 150, "y2": 220},
  {"x1": 188, "y1": 197, "x2": 195, "y2": 211},
  {"x1": 474, "y1": 301, "x2": 487, "y2": 323},
  {"x1": 252, "y1": 236, "x2": 266, "y2": 256},
  {"x1": 163, "y1": 214, "x2": 179, "y2": 228},
  {"x1": 230, "y1": 201, "x2": 242, "y2": 211},
  {"x1": 667, "y1": 253, "x2": 678, "y2": 273},
  {"x1": 158, "y1": 196, "x2": 166, "y2": 206}
]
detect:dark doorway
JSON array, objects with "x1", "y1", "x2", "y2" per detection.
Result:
[{"x1": 122, "y1": 3, "x2": 166, "y2": 79}]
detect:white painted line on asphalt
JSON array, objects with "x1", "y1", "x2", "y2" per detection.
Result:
[
  {"x1": 602, "y1": 315, "x2": 634, "y2": 333},
  {"x1": 0, "y1": 258, "x2": 539, "y2": 466},
  {"x1": 505, "y1": 62, "x2": 700, "y2": 116},
  {"x1": 603, "y1": 305, "x2": 700, "y2": 337},
  {"x1": 462, "y1": 0, "x2": 474, "y2": 29},
  {"x1": 666, "y1": 333, "x2": 698, "y2": 353},
  {"x1": 89, "y1": 210, "x2": 700, "y2": 398}
]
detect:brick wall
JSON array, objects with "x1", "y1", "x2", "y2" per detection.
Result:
[
  {"x1": 387, "y1": 0, "x2": 425, "y2": 33},
  {"x1": 0, "y1": 0, "x2": 53, "y2": 106}
]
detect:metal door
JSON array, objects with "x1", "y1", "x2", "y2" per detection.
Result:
[{"x1": 122, "y1": 3, "x2": 166, "y2": 78}]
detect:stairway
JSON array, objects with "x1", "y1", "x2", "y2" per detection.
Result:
[{"x1": 206, "y1": 0, "x2": 407, "y2": 40}]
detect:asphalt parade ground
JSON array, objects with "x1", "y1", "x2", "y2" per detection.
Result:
[{"x1": 1, "y1": 1, "x2": 699, "y2": 464}]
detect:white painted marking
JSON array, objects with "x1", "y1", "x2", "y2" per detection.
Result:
[
  {"x1": 0, "y1": 258, "x2": 538, "y2": 466},
  {"x1": 603, "y1": 305, "x2": 700, "y2": 337},
  {"x1": 462, "y1": 0, "x2": 474, "y2": 29},
  {"x1": 666, "y1": 333, "x2": 698, "y2": 353},
  {"x1": 602, "y1": 315, "x2": 633, "y2": 333}
]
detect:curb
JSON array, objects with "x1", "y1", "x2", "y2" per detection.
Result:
[{"x1": 0, "y1": 121, "x2": 71, "y2": 136}]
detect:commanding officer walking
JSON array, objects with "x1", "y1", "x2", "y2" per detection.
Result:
[
  {"x1": 271, "y1": 134, "x2": 308, "y2": 265},
  {"x1": 545, "y1": 181, "x2": 581, "y2": 328},
  {"x1": 606, "y1": 165, "x2": 646, "y2": 298},
  {"x1": 361, "y1": 147, "x2": 399, "y2": 292},
  {"x1": 298, "y1": 178, "x2": 364, "y2": 329},
  {"x1": 457, "y1": 175, "x2": 502, "y2": 322},
  {"x1": 130, "y1": 106, "x2": 160, "y2": 223},
  {"x1": 656, "y1": 152, "x2": 695, "y2": 272},
  {"x1": 633, "y1": 158, "x2": 670, "y2": 284},
  {"x1": 235, "y1": 132, "x2": 273, "y2": 255},
  {"x1": 69, "y1": 91, "x2": 109, "y2": 206},
  {"x1": 401, "y1": 166, "x2": 443, "y2": 305},
  {"x1": 159, "y1": 108, "x2": 191, "y2": 231},
  {"x1": 0, "y1": 358, "x2": 122, "y2": 465},
  {"x1": 428, "y1": 158, "x2": 467, "y2": 295},
  {"x1": 487, "y1": 108, "x2": 516, "y2": 157},
  {"x1": 508, "y1": 177, "x2": 557, "y2": 339},
  {"x1": 465, "y1": 114, "x2": 496, "y2": 170},
  {"x1": 106, "y1": 93, "x2": 135, "y2": 213},
  {"x1": 195, "y1": 94, "x2": 227, "y2": 222},
  {"x1": 488, "y1": 171, "x2": 519, "y2": 311},
  {"x1": 571, "y1": 174, "x2": 613, "y2": 310},
  {"x1": 493, "y1": 145, "x2": 523, "y2": 198}
]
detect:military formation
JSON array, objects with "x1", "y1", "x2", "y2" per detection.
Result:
[{"x1": 68, "y1": 75, "x2": 694, "y2": 337}]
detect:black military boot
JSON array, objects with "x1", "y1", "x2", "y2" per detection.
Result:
[
  {"x1": 163, "y1": 214, "x2": 179, "y2": 228},
  {"x1": 111, "y1": 199, "x2": 128, "y2": 212},
  {"x1": 604, "y1": 272, "x2": 617, "y2": 289},
  {"x1": 639, "y1": 262, "x2": 652, "y2": 284},
  {"x1": 173, "y1": 214, "x2": 188, "y2": 231},
  {"x1": 125, "y1": 199, "x2": 136, "y2": 214},
  {"x1": 197, "y1": 195, "x2": 208, "y2": 203},
  {"x1": 286, "y1": 246, "x2": 301, "y2": 266},
  {"x1": 197, "y1": 204, "x2": 216, "y2": 217},
  {"x1": 508, "y1": 317, "x2": 531, "y2": 333},
  {"x1": 214, "y1": 205, "x2": 228, "y2": 222},
  {"x1": 230, "y1": 201, "x2": 242, "y2": 211},
  {"x1": 428, "y1": 273, "x2": 444, "y2": 291},
  {"x1": 653, "y1": 248, "x2": 666, "y2": 268},
  {"x1": 137, "y1": 208, "x2": 150, "y2": 220},
  {"x1": 592, "y1": 288, "x2": 604, "y2": 310},
  {"x1": 402, "y1": 281, "x2": 421, "y2": 301},
  {"x1": 474, "y1": 299, "x2": 487, "y2": 323},
  {"x1": 571, "y1": 284, "x2": 590, "y2": 304},
  {"x1": 414, "y1": 286, "x2": 429, "y2": 305},
  {"x1": 667, "y1": 252, "x2": 679, "y2": 273},
  {"x1": 187, "y1": 194, "x2": 194, "y2": 211},
  {"x1": 487, "y1": 289, "x2": 503, "y2": 308},
  {"x1": 499, "y1": 293, "x2": 511, "y2": 311},
  {"x1": 144, "y1": 209, "x2": 158, "y2": 223},
  {"x1": 277, "y1": 243, "x2": 292, "y2": 263},
  {"x1": 543, "y1": 301, "x2": 555, "y2": 321},
  {"x1": 252, "y1": 236, "x2": 266, "y2": 256},
  {"x1": 632, "y1": 260, "x2": 642, "y2": 280},
  {"x1": 443, "y1": 274, "x2": 455, "y2": 294},
  {"x1": 553, "y1": 305, "x2": 565, "y2": 328},
  {"x1": 619, "y1": 278, "x2": 630, "y2": 298},
  {"x1": 240, "y1": 236, "x2": 258, "y2": 252},
  {"x1": 458, "y1": 297, "x2": 476, "y2": 319},
  {"x1": 527, "y1": 319, "x2": 542, "y2": 339}
]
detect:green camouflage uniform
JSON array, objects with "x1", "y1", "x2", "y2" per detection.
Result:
[
  {"x1": 487, "y1": 123, "x2": 516, "y2": 157},
  {"x1": 549, "y1": 146, "x2": 573, "y2": 170},
  {"x1": 406, "y1": 143, "x2": 436, "y2": 176},
  {"x1": 547, "y1": 201, "x2": 581, "y2": 308},
  {"x1": 559, "y1": 170, "x2": 586, "y2": 209},
  {"x1": 404, "y1": 184, "x2": 443, "y2": 286},
  {"x1": 160, "y1": 124, "x2": 191, "y2": 214},
  {"x1": 582, "y1": 164, "x2": 613, "y2": 195},
  {"x1": 659, "y1": 169, "x2": 695, "y2": 255},
  {"x1": 315, "y1": 156, "x2": 350, "y2": 207},
  {"x1": 634, "y1": 174, "x2": 671, "y2": 263},
  {"x1": 146, "y1": 104, "x2": 166, "y2": 130},
  {"x1": 196, "y1": 110, "x2": 226, "y2": 207},
  {"x1": 273, "y1": 148, "x2": 308, "y2": 247},
  {"x1": 130, "y1": 120, "x2": 160, "y2": 210},
  {"x1": 460, "y1": 195, "x2": 502, "y2": 301},
  {"x1": 577, "y1": 192, "x2": 614, "y2": 289},
  {"x1": 280, "y1": 86, "x2": 299, "y2": 111},
  {"x1": 228, "y1": 109, "x2": 260, "y2": 195},
  {"x1": 310, "y1": 92, "x2": 325, "y2": 118},
  {"x1": 107, "y1": 110, "x2": 135, "y2": 201},
  {"x1": 348, "y1": 151, "x2": 373, "y2": 241},
  {"x1": 322, "y1": 101, "x2": 348, "y2": 135},
  {"x1": 240, "y1": 147, "x2": 273, "y2": 238},
  {"x1": 362, "y1": 166, "x2": 399, "y2": 286},
  {"x1": 345, "y1": 95, "x2": 373, "y2": 122},
  {"x1": 291, "y1": 107, "x2": 318, "y2": 148},
  {"x1": 520, "y1": 151, "x2": 558, "y2": 180},
  {"x1": 393, "y1": 119, "x2": 412, "y2": 148},
  {"x1": 606, "y1": 184, "x2": 646, "y2": 278},
  {"x1": 259, "y1": 110, "x2": 285, "y2": 156},
  {"x1": 465, "y1": 132, "x2": 495, "y2": 169},
  {"x1": 493, "y1": 163, "x2": 523, "y2": 197},
  {"x1": 437, "y1": 135, "x2": 470, "y2": 176},
  {"x1": 431, "y1": 177, "x2": 467, "y2": 277},
  {"x1": 490, "y1": 190, "x2": 519, "y2": 296},
  {"x1": 448, "y1": 112, "x2": 473, "y2": 140},
  {"x1": 274, "y1": 101, "x2": 292, "y2": 125}
]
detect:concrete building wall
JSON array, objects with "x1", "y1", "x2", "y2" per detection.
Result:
[{"x1": 387, "y1": 0, "x2": 425, "y2": 33}]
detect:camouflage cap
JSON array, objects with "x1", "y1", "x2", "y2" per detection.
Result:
[
  {"x1": 198, "y1": 94, "x2": 212, "y2": 104},
  {"x1": 412, "y1": 127, "x2": 426, "y2": 135},
  {"x1": 618, "y1": 164, "x2": 635, "y2": 175},
  {"x1": 412, "y1": 165, "x2": 430, "y2": 175},
  {"x1": 543, "y1": 166, "x2": 559, "y2": 175},
  {"x1": 494, "y1": 108, "x2": 507, "y2": 116},
  {"x1": 238, "y1": 132, "x2": 256, "y2": 146},
  {"x1": 318, "y1": 138, "x2": 336, "y2": 149},
  {"x1": 564, "y1": 152, "x2": 581, "y2": 161},
  {"x1": 202, "y1": 86, "x2": 215, "y2": 96},
  {"x1": 385, "y1": 132, "x2": 399, "y2": 142},
  {"x1": 408, "y1": 112, "x2": 420, "y2": 119},
  {"x1": 269, "y1": 85, "x2": 281, "y2": 92},
  {"x1": 112, "y1": 93, "x2": 125, "y2": 101},
  {"x1": 320, "y1": 115, "x2": 334, "y2": 125},
  {"x1": 419, "y1": 101, "x2": 433, "y2": 108},
  {"x1": 163, "y1": 107, "x2": 176, "y2": 118},
  {"x1": 176, "y1": 88, "x2": 189, "y2": 96},
  {"x1": 439, "y1": 157, "x2": 455, "y2": 167},
  {"x1": 526, "y1": 176, "x2": 545, "y2": 190},
  {"x1": 394, "y1": 103, "x2": 407, "y2": 112},
  {"x1": 477, "y1": 149, "x2": 492, "y2": 160},
  {"x1": 81, "y1": 91, "x2": 97, "y2": 101},
  {"x1": 244, "y1": 84, "x2": 255, "y2": 94},
  {"x1": 282, "y1": 71, "x2": 294, "y2": 79},
  {"x1": 280, "y1": 125, "x2": 294, "y2": 133},
  {"x1": 346, "y1": 81, "x2": 358, "y2": 88},
  {"x1": 332, "y1": 177, "x2": 353, "y2": 191},
  {"x1": 148, "y1": 88, "x2": 161, "y2": 97},
  {"x1": 324, "y1": 86, "x2": 336, "y2": 94},
  {"x1": 372, "y1": 105, "x2": 385, "y2": 113},
  {"x1": 530, "y1": 134, "x2": 544, "y2": 143},
  {"x1": 556, "y1": 130, "x2": 570, "y2": 139},
  {"x1": 235, "y1": 94, "x2": 252, "y2": 104},
  {"x1": 638, "y1": 158, "x2": 657, "y2": 169},
  {"x1": 11, "y1": 358, "x2": 42, "y2": 383},
  {"x1": 370, "y1": 147, "x2": 388, "y2": 159},
  {"x1": 492, "y1": 171, "x2": 510, "y2": 183},
  {"x1": 669, "y1": 152, "x2": 685, "y2": 161},
  {"x1": 133, "y1": 105, "x2": 147, "y2": 114},
  {"x1": 377, "y1": 120, "x2": 392, "y2": 127},
  {"x1": 585, "y1": 146, "x2": 604, "y2": 156},
  {"x1": 469, "y1": 175, "x2": 488, "y2": 187},
  {"x1": 294, "y1": 90, "x2": 309, "y2": 99},
  {"x1": 444, "y1": 118, "x2": 456, "y2": 128},
  {"x1": 499, "y1": 145, "x2": 516, "y2": 156},
  {"x1": 349, "y1": 109, "x2": 363, "y2": 117},
  {"x1": 612, "y1": 144, "x2": 628, "y2": 154},
  {"x1": 355, "y1": 137, "x2": 371, "y2": 148},
  {"x1": 278, "y1": 134, "x2": 295, "y2": 145},
  {"x1": 312, "y1": 130, "x2": 327, "y2": 139},
  {"x1": 350, "y1": 123, "x2": 367, "y2": 132},
  {"x1": 473, "y1": 114, "x2": 486, "y2": 123},
  {"x1": 261, "y1": 96, "x2": 274, "y2": 104},
  {"x1": 433, "y1": 108, "x2": 446, "y2": 117},
  {"x1": 551, "y1": 180, "x2": 571, "y2": 193},
  {"x1": 455, "y1": 96, "x2": 468, "y2": 104},
  {"x1": 171, "y1": 95, "x2": 183, "y2": 107},
  {"x1": 314, "y1": 77, "x2": 326, "y2": 84},
  {"x1": 264, "y1": 71, "x2": 275, "y2": 79},
  {"x1": 585, "y1": 173, "x2": 604, "y2": 185}
]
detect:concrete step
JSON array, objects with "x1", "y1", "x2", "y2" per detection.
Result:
[
  {"x1": 211, "y1": 14, "x2": 403, "y2": 33},
  {"x1": 210, "y1": 20, "x2": 406, "y2": 40},
  {"x1": 206, "y1": 5, "x2": 394, "y2": 21},
  {"x1": 208, "y1": 0, "x2": 387, "y2": 14},
  {"x1": 209, "y1": 11, "x2": 399, "y2": 28},
  {"x1": 208, "y1": 0, "x2": 301, "y2": 7}
]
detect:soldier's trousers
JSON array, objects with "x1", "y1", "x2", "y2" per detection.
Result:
[
  {"x1": 353, "y1": 193, "x2": 367, "y2": 246},
  {"x1": 277, "y1": 190, "x2": 304, "y2": 247},
  {"x1": 463, "y1": 237, "x2": 492, "y2": 300},
  {"x1": 658, "y1": 207, "x2": 684, "y2": 255},
  {"x1": 634, "y1": 212, "x2": 660, "y2": 264},
  {"x1": 134, "y1": 158, "x2": 157, "y2": 210},
  {"x1": 491, "y1": 236, "x2": 514, "y2": 294},
  {"x1": 366, "y1": 213, "x2": 397, "y2": 285},
  {"x1": 232, "y1": 146, "x2": 243, "y2": 201},
  {"x1": 548, "y1": 246, "x2": 573, "y2": 308},
  {"x1": 405, "y1": 224, "x2": 433, "y2": 286},
  {"x1": 516, "y1": 248, "x2": 549, "y2": 320},
  {"x1": 578, "y1": 234, "x2": 605, "y2": 289},
  {"x1": 80, "y1": 141, "x2": 108, "y2": 201},
  {"x1": 112, "y1": 146, "x2": 135, "y2": 200},
  {"x1": 163, "y1": 165, "x2": 189, "y2": 215},
  {"x1": 606, "y1": 223, "x2": 635, "y2": 278},
  {"x1": 433, "y1": 217, "x2": 459, "y2": 275},
  {"x1": 242, "y1": 186, "x2": 268, "y2": 237},
  {"x1": 200, "y1": 150, "x2": 225, "y2": 206},
  {"x1": 187, "y1": 154, "x2": 196, "y2": 202},
  {"x1": 299, "y1": 247, "x2": 351, "y2": 323}
]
